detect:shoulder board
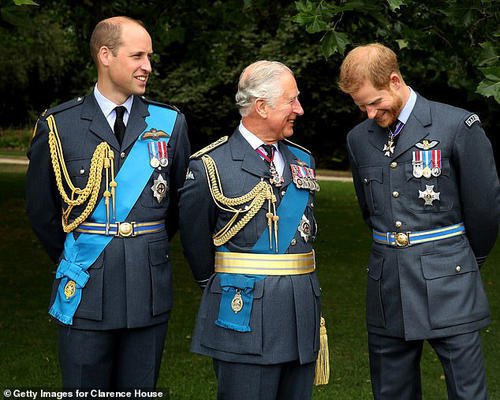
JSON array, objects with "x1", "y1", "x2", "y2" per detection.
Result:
[
  {"x1": 43, "y1": 96, "x2": 85, "y2": 119},
  {"x1": 283, "y1": 139, "x2": 311, "y2": 155},
  {"x1": 464, "y1": 113, "x2": 480, "y2": 128},
  {"x1": 190, "y1": 136, "x2": 229, "y2": 159},
  {"x1": 140, "y1": 96, "x2": 180, "y2": 113}
]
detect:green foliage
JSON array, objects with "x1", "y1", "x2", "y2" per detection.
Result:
[
  {"x1": 2, "y1": 0, "x2": 499, "y2": 168},
  {"x1": 293, "y1": 0, "x2": 500, "y2": 105}
]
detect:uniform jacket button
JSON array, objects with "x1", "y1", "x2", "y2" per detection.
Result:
[
  {"x1": 390, "y1": 162, "x2": 398, "y2": 169},
  {"x1": 290, "y1": 238, "x2": 296, "y2": 246},
  {"x1": 120, "y1": 152, "x2": 126, "y2": 159},
  {"x1": 395, "y1": 221, "x2": 402, "y2": 228},
  {"x1": 456, "y1": 265, "x2": 461, "y2": 273},
  {"x1": 392, "y1": 191, "x2": 400, "y2": 198}
]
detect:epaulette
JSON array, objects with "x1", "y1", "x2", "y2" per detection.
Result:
[
  {"x1": 190, "y1": 136, "x2": 229, "y2": 159},
  {"x1": 140, "y1": 96, "x2": 180, "y2": 113},
  {"x1": 42, "y1": 96, "x2": 85, "y2": 119},
  {"x1": 464, "y1": 113, "x2": 481, "y2": 128},
  {"x1": 283, "y1": 139, "x2": 311, "y2": 155}
]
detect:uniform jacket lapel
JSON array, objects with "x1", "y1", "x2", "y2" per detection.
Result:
[
  {"x1": 230, "y1": 129, "x2": 272, "y2": 179},
  {"x1": 392, "y1": 94, "x2": 432, "y2": 159},
  {"x1": 121, "y1": 96, "x2": 148, "y2": 151},
  {"x1": 81, "y1": 94, "x2": 120, "y2": 151}
]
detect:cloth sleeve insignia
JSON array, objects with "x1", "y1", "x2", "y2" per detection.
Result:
[{"x1": 464, "y1": 114, "x2": 480, "y2": 128}]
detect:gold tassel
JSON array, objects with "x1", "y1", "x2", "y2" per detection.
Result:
[{"x1": 313, "y1": 316, "x2": 330, "y2": 386}]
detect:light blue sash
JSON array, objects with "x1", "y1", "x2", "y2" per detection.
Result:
[
  {"x1": 215, "y1": 145, "x2": 311, "y2": 331},
  {"x1": 49, "y1": 105, "x2": 177, "y2": 325}
]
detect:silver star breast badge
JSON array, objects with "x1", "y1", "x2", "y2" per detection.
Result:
[
  {"x1": 418, "y1": 185, "x2": 440, "y2": 206},
  {"x1": 151, "y1": 174, "x2": 168, "y2": 203},
  {"x1": 298, "y1": 214, "x2": 311, "y2": 242}
]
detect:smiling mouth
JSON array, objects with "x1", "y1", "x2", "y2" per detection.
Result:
[{"x1": 136, "y1": 76, "x2": 148, "y2": 82}]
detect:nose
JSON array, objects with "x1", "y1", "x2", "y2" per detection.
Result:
[
  {"x1": 142, "y1": 57, "x2": 152, "y2": 73},
  {"x1": 293, "y1": 99, "x2": 304, "y2": 116},
  {"x1": 366, "y1": 106, "x2": 377, "y2": 119}
]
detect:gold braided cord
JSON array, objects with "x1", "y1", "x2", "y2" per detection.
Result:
[
  {"x1": 201, "y1": 155, "x2": 275, "y2": 246},
  {"x1": 46, "y1": 115, "x2": 115, "y2": 232}
]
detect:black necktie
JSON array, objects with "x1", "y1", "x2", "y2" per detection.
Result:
[{"x1": 114, "y1": 106, "x2": 126, "y2": 146}]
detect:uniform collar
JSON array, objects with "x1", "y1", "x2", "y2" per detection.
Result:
[
  {"x1": 238, "y1": 121, "x2": 278, "y2": 152},
  {"x1": 93, "y1": 84, "x2": 133, "y2": 123},
  {"x1": 397, "y1": 87, "x2": 417, "y2": 124}
]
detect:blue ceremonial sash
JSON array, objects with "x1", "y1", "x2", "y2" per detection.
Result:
[
  {"x1": 49, "y1": 105, "x2": 177, "y2": 325},
  {"x1": 215, "y1": 145, "x2": 311, "y2": 331}
]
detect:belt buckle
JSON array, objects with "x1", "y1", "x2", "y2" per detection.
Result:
[
  {"x1": 116, "y1": 222, "x2": 135, "y2": 237},
  {"x1": 394, "y1": 232, "x2": 410, "y2": 247}
]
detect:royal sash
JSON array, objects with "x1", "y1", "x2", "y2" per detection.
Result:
[
  {"x1": 49, "y1": 105, "x2": 177, "y2": 325},
  {"x1": 215, "y1": 145, "x2": 312, "y2": 331}
]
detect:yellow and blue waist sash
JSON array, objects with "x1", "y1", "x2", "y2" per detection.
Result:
[
  {"x1": 49, "y1": 105, "x2": 177, "y2": 325},
  {"x1": 373, "y1": 222, "x2": 465, "y2": 247},
  {"x1": 214, "y1": 144, "x2": 314, "y2": 332}
]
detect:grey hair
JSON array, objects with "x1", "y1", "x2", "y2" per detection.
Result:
[{"x1": 235, "y1": 60, "x2": 293, "y2": 117}]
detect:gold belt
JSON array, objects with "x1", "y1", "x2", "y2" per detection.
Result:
[{"x1": 214, "y1": 250, "x2": 315, "y2": 275}]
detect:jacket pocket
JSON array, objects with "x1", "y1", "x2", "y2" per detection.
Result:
[
  {"x1": 149, "y1": 239, "x2": 173, "y2": 316},
  {"x1": 359, "y1": 167, "x2": 384, "y2": 216},
  {"x1": 421, "y1": 246, "x2": 489, "y2": 329},
  {"x1": 366, "y1": 251, "x2": 386, "y2": 328},
  {"x1": 73, "y1": 252, "x2": 104, "y2": 321},
  {"x1": 402, "y1": 159, "x2": 454, "y2": 214},
  {"x1": 199, "y1": 274, "x2": 264, "y2": 355}
]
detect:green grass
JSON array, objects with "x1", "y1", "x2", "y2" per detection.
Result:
[{"x1": 1, "y1": 173, "x2": 499, "y2": 399}]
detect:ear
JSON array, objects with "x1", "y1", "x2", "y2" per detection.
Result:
[
  {"x1": 98, "y1": 46, "x2": 113, "y2": 67},
  {"x1": 389, "y1": 73, "x2": 403, "y2": 90},
  {"x1": 254, "y1": 98, "x2": 268, "y2": 119}
]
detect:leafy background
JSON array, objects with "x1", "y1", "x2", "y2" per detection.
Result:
[{"x1": 2, "y1": 0, "x2": 499, "y2": 168}]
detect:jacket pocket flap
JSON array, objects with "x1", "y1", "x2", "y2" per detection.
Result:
[
  {"x1": 359, "y1": 166, "x2": 383, "y2": 184},
  {"x1": 368, "y1": 251, "x2": 384, "y2": 280},
  {"x1": 421, "y1": 248, "x2": 477, "y2": 279},
  {"x1": 149, "y1": 240, "x2": 168, "y2": 266}
]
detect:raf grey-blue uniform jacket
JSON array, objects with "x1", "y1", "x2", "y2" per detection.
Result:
[
  {"x1": 26, "y1": 94, "x2": 190, "y2": 330},
  {"x1": 347, "y1": 93, "x2": 500, "y2": 340},
  {"x1": 178, "y1": 129, "x2": 321, "y2": 365}
]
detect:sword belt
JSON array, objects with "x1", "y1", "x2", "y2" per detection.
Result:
[
  {"x1": 75, "y1": 220, "x2": 165, "y2": 237},
  {"x1": 373, "y1": 222, "x2": 465, "y2": 247},
  {"x1": 214, "y1": 250, "x2": 315, "y2": 275}
]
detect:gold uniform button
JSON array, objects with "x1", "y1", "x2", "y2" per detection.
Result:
[
  {"x1": 395, "y1": 221, "x2": 402, "y2": 228},
  {"x1": 79, "y1": 169, "x2": 85, "y2": 174},
  {"x1": 390, "y1": 162, "x2": 398, "y2": 169},
  {"x1": 291, "y1": 238, "x2": 297, "y2": 246},
  {"x1": 456, "y1": 265, "x2": 462, "y2": 273},
  {"x1": 120, "y1": 152, "x2": 126, "y2": 159},
  {"x1": 392, "y1": 191, "x2": 400, "y2": 198}
]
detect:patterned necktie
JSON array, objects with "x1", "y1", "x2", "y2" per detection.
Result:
[
  {"x1": 114, "y1": 106, "x2": 126, "y2": 146},
  {"x1": 260, "y1": 144, "x2": 283, "y2": 186}
]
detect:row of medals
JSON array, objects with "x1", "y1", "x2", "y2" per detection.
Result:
[
  {"x1": 149, "y1": 143, "x2": 168, "y2": 203},
  {"x1": 412, "y1": 163, "x2": 441, "y2": 179}
]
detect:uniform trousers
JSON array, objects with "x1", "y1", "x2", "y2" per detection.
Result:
[
  {"x1": 58, "y1": 323, "x2": 168, "y2": 390},
  {"x1": 368, "y1": 330, "x2": 488, "y2": 400},
  {"x1": 213, "y1": 359, "x2": 316, "y2": 400}
]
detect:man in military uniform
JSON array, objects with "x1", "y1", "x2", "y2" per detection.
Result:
[
  {"x1": 339, "y1": 43, "x2": 500, "y2": 399},
  {"x1": 26, "y1": 17, "x2": 190, "y2": 390},
  {"x1": 179, "y1": 61, "x2": 326, "y2": 399}
]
